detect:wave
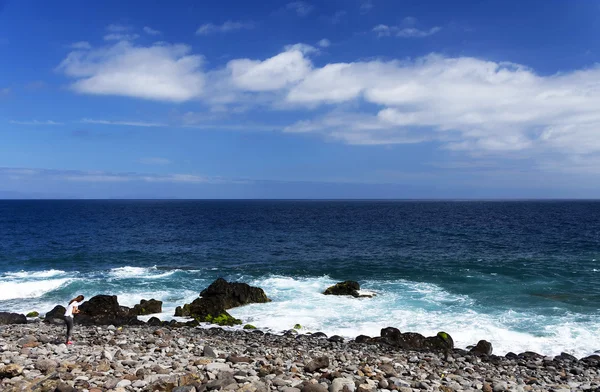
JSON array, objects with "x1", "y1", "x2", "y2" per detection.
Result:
[
  {"x1": 108, "y1": 266, "x2": 178, "y2": 279},
  {"x1": 0, "y1": 278, "x2": 72, "y2": 301},
  {"x1": 227, "y1": 274, "x2": 600, "y2": 358},
  {"x1": 4, "y1": 269, "x2": 66, "y2": 279}
]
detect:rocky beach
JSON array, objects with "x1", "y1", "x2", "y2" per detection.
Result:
[
  {"x1": 1, "y1": 321, "x2": 600, "y2": 392},
  {"x1": 1, "y1": 279, "x2": 599, "y2": 392}
]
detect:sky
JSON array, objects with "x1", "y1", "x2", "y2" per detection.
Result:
[{"x1": 1, "y1": 0, "x2": 600, "y2": 199}]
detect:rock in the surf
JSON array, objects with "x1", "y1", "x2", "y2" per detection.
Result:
[
  {"x1": 0, "y1": 312, "x2": 27, "y2": 325},
  {"x1": 470, "y1": 340, "x2": 493, "y2": 355},
  {"x1": 323, "y1": 280, "x2": 361, "y2": 297},
  {"x1": 323, "y1": 280, "x2": 374, "y2": 298},
  {"x1": 130, "y1": 299, "x2": 162, "y2": 315},
  {"x1": 76, "y1": 295, "x2": 143, "y2": 326},
  {"x1": 177, "y1": 278, "x2": 270, "y2": 325}
]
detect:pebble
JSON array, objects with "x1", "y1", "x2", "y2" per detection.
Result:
[{"x1": 0, "y1": 323, "x2": 598, "y2": 392}]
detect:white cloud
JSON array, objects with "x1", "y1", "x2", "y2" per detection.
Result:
[
  {"x1": 317, "y1": 39, "x2": 330, "y2": 48},
  {"x1": 143, "y1": 26, "x2": 162, "y2": 36},
  {"x1": 10, "y1": 120, "x2": 63, "y2": 125},
  {"x1": 58, "y1": 41, "x2": 204, "y2": 102},
  {"x1": 373, "y1": 24, "x2": 441, "y2": 38},
  {"x1": 70, "y1": 41, "x2": 92, "y2": 50},
  {"x1": 104, "y1": 33, "x2": 140, "y2": 41},
  {"x1": 138, "y1": 157, "x2": 171, "y2": 165},
  {"x1": 81, "y1": 119, "x2": 166, "y2": 127},
  {"x1": 196, "y1": 21, "x2": 254, "y2": 35},
  {"x1": 286, "y1": 1, "x2": 314, "y2": 17},
  {"x1": 226, "y1": 46, "x2": 312, "y2": 91},
  {"x1": 55, "y1": 32, "x2": 600, "y2": 173}
]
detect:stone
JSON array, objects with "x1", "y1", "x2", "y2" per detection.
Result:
[
  {"x1": 0, "y1": 312, "x2": 27, "y2": 325},
  {"x1": 323, "y1": 281, "x2": 361, "y2": 297},
  {"x1": 180, "y1": 278, "x2": 271, "y2": 324},
  {"x1": 117, "y1": 379, "x2": 132, "y2": 387},
  {"x1": 131, "y1": 298, "x2": 163, "y2": 315},
  {"x1": 330, "y1": 378, "x2": 356, "y2": 392},
  {"x1": 470, "y1": 340, "x2": 493, "y2": 355},
  {"x1": 206, "y1": 362, "x2": 233, "y2": 373},
  {"x1": 35, "y1": 358, "x2": 58, "y2": 373},
  {"x1": 301, "y1": 385, "x2": 328, "y2": 392},
  {"x1": 173, "y1": 387, "x2": 197, "y2": 392},
  {"x1": 0, "y1": 363, "x2": 24, "y2": 378},
  {"x1": 44, "y1": 305, "x2": 66, "y2": 324},
  {"x1": 76, "y1": 295, "x2": 144, "y2": 326},
  {"x1": 55, "y1": 382, "x2": 76, "y2": 392},
  {"x1": 203, "y1": 345, "x2": 218, "y2": 358},
  {"x1": 305, "y1": 356, "x2": 330, "y2": 372}
]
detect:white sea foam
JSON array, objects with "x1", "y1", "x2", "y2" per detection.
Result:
[
  {"x1": 4, "y1": 269, "x2": 66, "y2": 279},
  {"x1": 108, "y1": 266, "x2": 177, "y2": 279},
  {"x1": 227, "y1": 275, "x2": 600, "y2": 358},
  {"x1": 0, "y1": 278, "x2": 71, "y2": 300}
]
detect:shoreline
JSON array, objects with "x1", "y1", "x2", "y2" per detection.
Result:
[{"x1": 1, "y1": 322, "x2": 599, "y2": 392}]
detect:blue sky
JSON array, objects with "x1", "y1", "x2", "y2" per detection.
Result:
[{"x1": 1, "y1": 0, "x2": 599, "y2": 198}]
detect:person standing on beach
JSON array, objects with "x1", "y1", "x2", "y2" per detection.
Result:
[{"x1": 64, "y1": 295, "x2": 84, "y2": 345}]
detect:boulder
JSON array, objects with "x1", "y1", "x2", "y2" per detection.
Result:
[
  {"x1": 131, "y1": 299, "x2": 162, "y2": 315},
  {"x1": 76, "y1": 295, "x2": 144, "y2": 326},
  {"x1": 147, "y1": 317, "x2": 163, "y2": 326},
  {"x1": 44, "y1": 305, "x2": 66, "y2": 323},
  {"x1": 470, "y1": 340, "x2": 493, "y2": 356},
  {"x1": 0, "y1": 312, "x2": 27, "y2": 325},
  {"x1": 323, "y1": 281, "x2": 361, "y2": 297},
  {"x1": 178, "y1": 278, "x2": 270, "y2": 324},
  {"x1": 369, "y1": 329, "x2": 454, "y2": 352}
]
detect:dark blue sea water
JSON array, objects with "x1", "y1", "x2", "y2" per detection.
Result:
[{"x1": 1, "y1": 200, "x2": 599, "y2": 356}]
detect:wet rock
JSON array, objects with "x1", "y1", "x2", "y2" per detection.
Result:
[
  {"x1": 323, "y1": 281, "x2": 361, "y2": 297},
  {"x1": 131, "y1": 298, "x2": 163, "y2": 316},
  {"x1": 470, "y1": 340, "x2": 493, "y2": 356},
  {"x1": 180, "y1": 278, "x2": 271, "y2": 324}
]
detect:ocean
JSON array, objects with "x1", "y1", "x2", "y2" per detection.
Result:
[{"x1": 0, "y1": 200, "x2": 598, "y2": 357}]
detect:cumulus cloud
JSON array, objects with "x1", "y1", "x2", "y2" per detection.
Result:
[
  {"x1": 55, "y1": 33, "x2": 600, "y2": 171},
  {"x1": 226, "y1": 46, "x2": 312, "y2": 91},
  {"x1": 286, "y1": 1, "x2": 314, "y2": 17},
  {"x1": 196, "y1": 21, "x2": 254, "y2": 35},
  {"x1": 143, "y1": 26, "x2": 162, "y2": 36},
  {"x1": 57, "y1": 41, "x2": 204, "y2": 102}
]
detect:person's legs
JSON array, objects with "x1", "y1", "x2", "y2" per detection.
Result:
[{"x1": 65, "y1": 316, "x2": 74, "y2": 343}]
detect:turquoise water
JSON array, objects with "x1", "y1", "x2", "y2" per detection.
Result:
[{"x1": 0, "y1": 200, "x2": 599, "y2": 357}]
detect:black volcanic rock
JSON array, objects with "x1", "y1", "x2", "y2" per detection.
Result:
[
  {"x1": 178, "y1": 278, "x2": 271, "y2": 325},
  {"x1": 0, "y1": 312, "x2": 27, "y2": 325},
  {"x1": 76, "y1": 295, "x2": 143, "y2": 326},
  {"x1": 131, "y1": 299, "x2": 162, "y2": 316}
]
